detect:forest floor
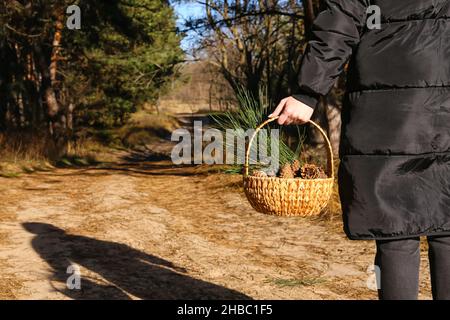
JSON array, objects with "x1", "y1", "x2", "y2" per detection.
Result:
[{"x1": 0, "y1": 114, "x2": 433, "y2": 300}]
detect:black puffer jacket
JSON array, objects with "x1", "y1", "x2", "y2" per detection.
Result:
[{"x1": 293, "y1": 0, "x2": 450, "y2": 240}]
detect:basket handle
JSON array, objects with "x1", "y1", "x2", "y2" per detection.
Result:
[{"x1": 244, "y1": 116, "x2": 334, "y2": 179}]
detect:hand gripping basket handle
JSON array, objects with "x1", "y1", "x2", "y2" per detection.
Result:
[{"x1": 244, "y1": 116, "x2": 335, "y2": 179}]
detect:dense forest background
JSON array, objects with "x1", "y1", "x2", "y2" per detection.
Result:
[
  {"x1": 0, "y1": 0, "x2": 183, "y2": 158},
  {"x1": 0, "y1": 0, "x2": 342, "y2": 166}
]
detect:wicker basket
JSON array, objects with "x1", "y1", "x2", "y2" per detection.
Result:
[{"x1": 243, "y1": 116, "x2": 334, "y2": 217}]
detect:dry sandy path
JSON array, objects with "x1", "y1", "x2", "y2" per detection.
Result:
[
  {"x1": 0, "y1": 115, "x2": 433, "y2": 300},
  {"x1": 0, "y1": 160, "x2": 434, "y2": 300}
]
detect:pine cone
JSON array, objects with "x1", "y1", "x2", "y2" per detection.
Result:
[
  {"x1": 317, "y1": 170, "x2": 328, "y2": 179},
  {"x1": 300, "y1": 163, "x2": 322, "y2": 179},
  {"x1": 263, "y1": 169, "x2": 277, "y2": 177},
  {"x1": 252, "y1": 170, "x2": 268, "y2": 178},
  {"x1": 291, "y1": 159, "x2": 301, "y2": 176},
  {"x1": 279, "y1": 163, "x2": 295, "y2": 179}
]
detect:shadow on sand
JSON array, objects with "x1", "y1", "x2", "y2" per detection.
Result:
[{"x1": 22, "y1": 222, "x2": 250, "y2": 300}]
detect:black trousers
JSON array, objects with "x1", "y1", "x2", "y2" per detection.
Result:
[{"x1": 375, "y1": 236, "x2": 450, "y2": 300}]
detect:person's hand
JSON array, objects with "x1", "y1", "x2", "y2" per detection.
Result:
[{"x1": 269, "y1": 96, "x2": 314, "y2": 125}]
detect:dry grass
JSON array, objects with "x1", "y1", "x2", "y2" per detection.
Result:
[
  {"x1": 65, "y1": 137, "x2": 120, "y2": 164},
  {"x1": 0, "y1": 111, "x2": 178, "y2": 174},
  {"x1": 0, "y1": 131, "x2": 48, "y2": 162},
  {"x1": 118, "y1": 111, "x2": 179, "y2": 148},
  {"x1": 0, "y1": 133, "x2": 104, "y2": 176},
  {"x1": 0, "y1": 131, "x2": 54, "y2": 178},
  {"x1": 126, "y1": 111, "x2": 179, "y2": 130},
  {"x1": 265, "y1": 277, "x2": 327, "y2": 288}
]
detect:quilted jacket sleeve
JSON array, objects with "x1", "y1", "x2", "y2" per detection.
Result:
[{"x1": 292, "y1": 0, "x2": 370, "y2": 109}]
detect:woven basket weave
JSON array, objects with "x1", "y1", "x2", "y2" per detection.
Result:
[{"x1": 243, "y1": 117, "x2": 334, "y2": 217}]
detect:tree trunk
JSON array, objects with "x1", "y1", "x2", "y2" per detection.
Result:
[
  {"x1": 67, "y1": 103, "x2": 75, "y2": 132},
  {"x1": 303, "y1": 0, "x2": 321, "y2": 146},
  {"x1": 50, "y1": 17, "x2": 64, "y2": 84},
  {"x1": 303, "y1": 0, "x2": 316, "y2": 41},
  {"x1": 0, "y1": 86, "x2": 7, "y2": 130},
  {"x1": 34, "y1": 37, "x2": 67, "y2": 159},
  {"x1": 325, "y1": 93, "x2": 342, "y2": 156}
]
